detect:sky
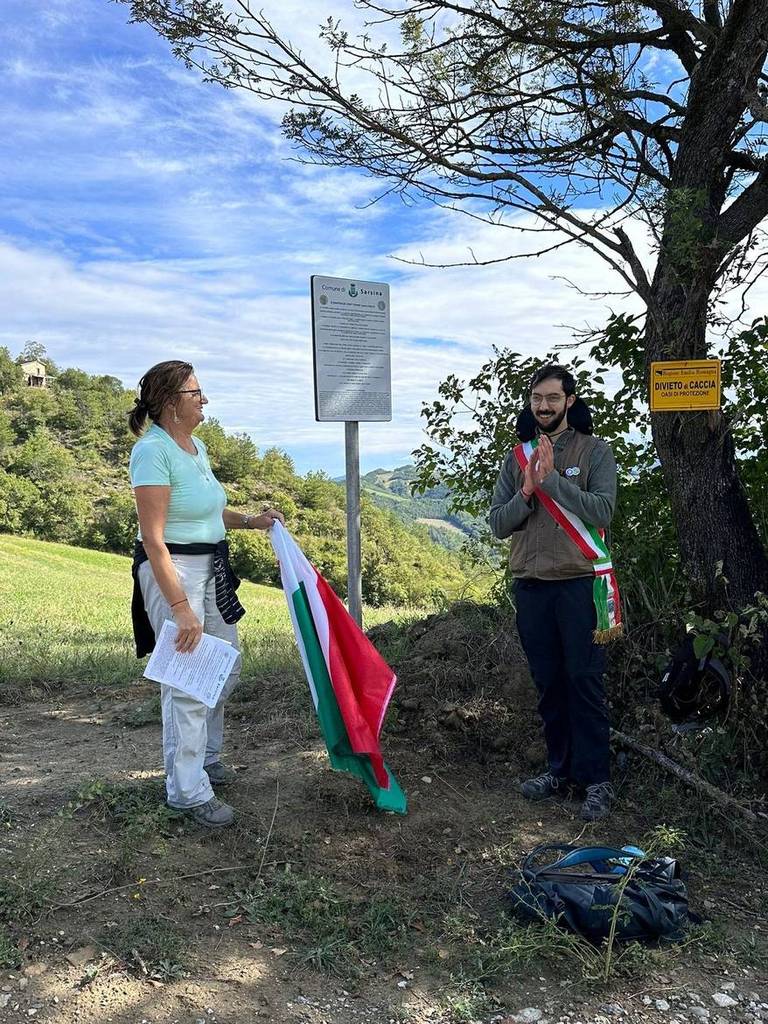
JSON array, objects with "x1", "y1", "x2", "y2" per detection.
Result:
[{"x1": 1, "y1": 1, "x2": 754, "y2": 476}]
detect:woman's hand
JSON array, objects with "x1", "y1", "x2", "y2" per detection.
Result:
[
  {"x1": 249, "y1": 508, "x2": 285, "y2": 530},
  {"x1": 172, "y1": 601, "x2": 203, "y2": 653}
]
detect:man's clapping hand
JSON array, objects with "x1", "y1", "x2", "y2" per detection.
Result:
[{"x1": 535, "y1": 434, "x2": 555, "y2": 482}]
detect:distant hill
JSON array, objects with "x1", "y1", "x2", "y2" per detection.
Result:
[{"x1": 337, "y1": 464, "x2": 486, "y2": 553}]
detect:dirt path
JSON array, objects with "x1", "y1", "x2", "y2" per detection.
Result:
[{"x1": 1, "y1": 687, "x2": 767, "y2": 1024}]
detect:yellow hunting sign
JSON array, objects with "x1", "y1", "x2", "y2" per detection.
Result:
[{"x1": 650, "y1": 359, "x2": 721, "y2": 412}]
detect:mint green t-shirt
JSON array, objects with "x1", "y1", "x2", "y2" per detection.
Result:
[{"x1": 129, "y1": 424, "x2": 227, "y2": 544}]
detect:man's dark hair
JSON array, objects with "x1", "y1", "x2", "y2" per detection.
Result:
[{"x1": 529, "y1": 364, "x2": 576, "y2": 397}]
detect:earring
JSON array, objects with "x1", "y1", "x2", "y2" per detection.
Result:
[{"x1": 173, "y1": 409, "x2": 179, "y2": 424}]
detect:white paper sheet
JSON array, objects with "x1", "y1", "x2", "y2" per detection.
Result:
[{"x1": 143, "y1": 619, "x2": 240, "y2": 708}]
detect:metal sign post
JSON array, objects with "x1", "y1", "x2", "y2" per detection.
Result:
[
  {"x1": 310, "y1": 275, "x2": 391, "y2": 628},
  {"x1": 344, "y1": 421, "x2": 363, "y2": 626}
]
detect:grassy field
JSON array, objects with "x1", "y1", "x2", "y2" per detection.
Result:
[{"x1": 0, "y1": 534, "x2": 419, "y2": 694}]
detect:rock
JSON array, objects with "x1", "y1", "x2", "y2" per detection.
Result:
[
  {"x1": 0, "y1": 995, "x2": 10, "y2": 1009},
  {"x1": 712, "y1": 994, "x2": 738, "y2": 1009},
  {"x1": 721, "y1": 982, "x2": 736, "y2": 992},
  {"x1": 510, "y1": 1011, "x2": 543, "y2": 1024},
  {"x1": 690, "y1": 1009, "x2": 710, "y2": 1021},
  {"x1": 65, "y1": 946, "x2": 97, "y2": 968},
  {"x1": 656, "y1": 1000, "x2": 671, "y2": 1011}
]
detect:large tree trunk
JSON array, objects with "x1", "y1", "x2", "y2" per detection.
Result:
[
  {"x1": 644, "y1": 1, "x2": 768, "y2": 628},
  {"x1": 646, "y1": 274, "x2": 768, "y2": 617}
]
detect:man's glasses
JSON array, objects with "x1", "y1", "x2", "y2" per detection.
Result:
[
  {"x1": 178, "y1": 388, "x2": 203, "y2": 399},
  {"x1": 531, "y1": 393, "x2": 566, "y2": 406}
]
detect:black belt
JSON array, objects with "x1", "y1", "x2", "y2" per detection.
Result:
[{"x1": 131, "y1": 540, "x2": 246, "y2": 658}]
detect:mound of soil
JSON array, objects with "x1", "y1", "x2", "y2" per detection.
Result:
[{"x1": 370, "y1": 602, "x2": 544, "y2": 771}]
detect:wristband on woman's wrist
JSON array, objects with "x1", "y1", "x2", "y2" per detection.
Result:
[
  {"x1": 240, "y1": 513, "x2": 253, "y2": 529},
  {"x1": 170, "y1": 598, "x2": 188, "y2": 609}
]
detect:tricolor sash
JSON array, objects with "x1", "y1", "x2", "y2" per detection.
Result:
[{"x1": 514, "y1": 439, "x2": 623, "y2": 643}]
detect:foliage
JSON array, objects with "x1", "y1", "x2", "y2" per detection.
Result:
[
  {"x1": 0, "y1": 927, "x2": 21, "y2": 969},
  {"x1": 102, "y1": 917, "x2": 188, "y2": 981},
  {"x1": 228, "y1": 869, "x2": 410, "y2": 976},
  {"x1": 0, "y1": 347, "x2": 23, "y2": 395},
  {"x1": 0, "y1": 873, "x2": 57, "y2": 926},
  {"x1": 0, "y1": 347, "x2": 471, "y2": 607},
  {"x1": 67, "y1": 777, "x2": 184, "y2": 831},
  {"x1": 358, "y1": 464, "x2": 487, "y2": 555}
]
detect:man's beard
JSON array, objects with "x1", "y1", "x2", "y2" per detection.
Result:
[{"x1": 534, "y1": 407, "x2": 568, "y2": 433}]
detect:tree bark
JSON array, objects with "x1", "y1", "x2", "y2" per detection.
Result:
[
  {"x1": 644, "y1": 0, "x2": 768, "y2": 627},
  {"x1": 646, "y1": 278, "x2": 768, "y2": 615}
]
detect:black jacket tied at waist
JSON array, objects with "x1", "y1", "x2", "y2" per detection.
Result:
[{"x1": 131, "y1": 540, "x2": 246, "y2": 658}]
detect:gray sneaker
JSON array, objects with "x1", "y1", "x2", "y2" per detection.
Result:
[
  {"x1": 520, "y1": 771, "x2": 567, "y2": 801},
  {"x1": 204, "y1": 761, "x2": 237, "y2": 786},
  {"x1": 186, "y1": 796, "x2": 235, "y2": 828},
  {"x1": 581, "y1": 782, "x2": 614, "y2": 822}
]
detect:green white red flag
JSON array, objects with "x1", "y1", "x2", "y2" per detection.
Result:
[{"x1": 270, "y1": 522, "x2": 407, "y2": 813}]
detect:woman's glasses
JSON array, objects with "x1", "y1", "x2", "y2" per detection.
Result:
[{"x1": 178, "y1": 388, "x2": 203, "y2": 399}]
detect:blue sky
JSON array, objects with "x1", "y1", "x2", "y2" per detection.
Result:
[{"x1": 0, "y1": 0, "x2": 673, "y2": 475}]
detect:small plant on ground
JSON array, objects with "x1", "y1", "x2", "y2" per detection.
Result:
[
  {"x1": 0, "y1": 825, "x2": 62, "y2": 924},
  {"x1": 66, "y1": 777, "x2": 183, "y2": 833},
  {"x1": 123, "y1": 694, "x2": 162, "y2": 728},
  {"x1": 0, "y1": 926, "x2": 21, "y2": 969},
  {"x1": 100, "y1": 916, "x2": 187, "y2": 981},
  {"x1": 228, "y1": 868, "x2": 412, "y2": 976},
  {"x1": 66, "y1": 777, "x2": 186, "y2": 877},
  {"x1": 444, "y1": 975, "x2": 499, "y2": 1023},
  {"x1": 0, "y1": 872, "x2": 57, "y2": 925}
]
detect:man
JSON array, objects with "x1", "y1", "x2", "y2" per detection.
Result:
[{"x1": 489, "y1": 365, "x2": 619, "y2": 822}]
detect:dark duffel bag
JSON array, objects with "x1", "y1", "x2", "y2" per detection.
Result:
[{"x1": 507, "y1": 844, "x2": 698, "y2": 943}]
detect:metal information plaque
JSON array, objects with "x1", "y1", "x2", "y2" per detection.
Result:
[
  {"x1": 311, "y1": 275, "x2": 392, "y2": 422},
  {"x1": 650, "y1": 359, "x2": 721, "y2": 412}
]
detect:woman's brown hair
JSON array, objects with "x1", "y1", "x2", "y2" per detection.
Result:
[{"x1": 128, "y1": 360, "x2": 194, "y2": 436}]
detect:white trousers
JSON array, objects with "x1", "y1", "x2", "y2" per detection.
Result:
[{"x1": 138, "y1": 553, "x2": 241, "y2": 808}]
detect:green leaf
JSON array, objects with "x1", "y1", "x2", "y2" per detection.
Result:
[{"x1": 692, "y1": 635, "x2": 714, "y2": 659}]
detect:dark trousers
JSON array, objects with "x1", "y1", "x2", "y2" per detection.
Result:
[{"x1": 515, "y1": 576, "x2": 610, "y2": 785}]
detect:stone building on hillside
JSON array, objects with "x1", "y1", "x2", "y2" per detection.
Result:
[{"x1": 21, "y1": 360, "x2": 48, "y2": 387}]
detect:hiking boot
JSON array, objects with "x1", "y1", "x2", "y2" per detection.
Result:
[
  {"x1": 185, "y1": 796, "x2": 235, "y2": 829},
  {"x1": 520, "y1": 771, "x2": 567, "y2": 801},
  {"x1": 581, "y1": 782, "x2": 614, "y2": 822},
  {"x1": 204, "y1": 761, "x2": 237, "y2": 786}
]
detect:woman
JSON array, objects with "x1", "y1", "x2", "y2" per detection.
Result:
[{"x1": 128, "y1": 359, "x2": 283, "y2": 828}]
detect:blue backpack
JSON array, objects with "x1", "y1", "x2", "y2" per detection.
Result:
[{"x1": 508, "y1": 844, "x2": 699, "y2": 943}]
